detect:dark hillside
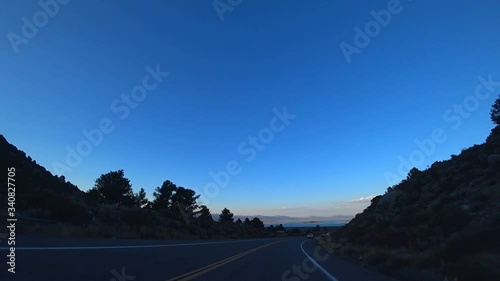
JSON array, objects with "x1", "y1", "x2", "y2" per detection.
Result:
[
  {"x1": 333, "y1": 126, "x2": 500, "y2": 280},
  {"x1": 0, "y1": 135, "x2": 91, "y2": 226}
]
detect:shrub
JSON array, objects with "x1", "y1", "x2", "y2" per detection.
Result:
[
  {"x1": 430, "y1": 204, "x2": 471, "y2": 234},
  {"x1": 439, "y1": 225, "x2": 499, "y2": 262},
  {"x1": 48, "y1": 198, "x2": 92, "y2": 226}
]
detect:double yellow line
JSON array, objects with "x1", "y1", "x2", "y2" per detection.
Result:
[{"x1": 165, "y1": 240, "x2": 283, "y2": 281}]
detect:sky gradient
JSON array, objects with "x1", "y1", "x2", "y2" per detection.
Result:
[{"x1": 1, "y1": 0, "x2": 500, "y2": 217}]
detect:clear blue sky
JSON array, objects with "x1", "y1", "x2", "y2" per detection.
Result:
[{"x1": 1, "y1": 0, "x2": 499, "y2": 217}]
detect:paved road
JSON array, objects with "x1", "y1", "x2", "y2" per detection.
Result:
[{"x1": 0, "y1": 236, "x2": 398, "y2": 281}]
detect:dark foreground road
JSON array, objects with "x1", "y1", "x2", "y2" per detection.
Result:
[{"x1": 0, "y1": 235, "x2": 397, "y2": 281}]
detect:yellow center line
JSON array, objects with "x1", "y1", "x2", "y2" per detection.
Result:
[{"x1": 165, "y1": 240, "x2": 284, "y2": 281}]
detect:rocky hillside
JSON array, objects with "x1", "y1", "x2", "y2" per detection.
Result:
[
  {"x1": 0, "y1": 135, "x2": 90, "y2": 225},
  {"x1": 333, "y1": 126, "x2": 500, "y2": 280}
]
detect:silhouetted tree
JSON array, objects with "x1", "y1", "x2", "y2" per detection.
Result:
[
  {"x1": 491, "y1": 94, "x2": 500, "y2": 125},
  {"x1": 84, "y1": 188, "x2": 102, "y2": 206},
  {"x1": 219, "y1": 208, "x2": 234, "y2": 224},
  {"x1": 276, "y1": 224, "x2": 285, "y2": 232},
  {"x1": 92, "y1": 170, "x2": 135, "y2": 206},
  {"x1": 235, "y1": 218, "x2": 243, "y2": 227},
  {"x1": 135, "y1": 188, "x2": 149, "y2": 207},
  {"x1": 152, "y1": 180, "x2": 177, "y2": 210},
  {"x1": 407, "y1": 167, "x2": 422, "y2": 180},
  {"x1": 171, "y1": 186, "x2": 200, "y2": 213},
  {"x1": 385, "y1": 186, "x2": 394, "y2": 194},
  {"x1": 197, "y1": 205, "x2": 214, "y2": 229},
  {"x1": 171, "y1": 186, "x2": 200, "y2": 224},
  {"x1": 267, "y1": 225, "x2": 276, "y2": 232},
  {"x1": 251, "y1": 217, "x2": 265, "y2": 231}
]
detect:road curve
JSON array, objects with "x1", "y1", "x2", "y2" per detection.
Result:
[{"x1": 0, "y1": 235, "x2": 397, "y2": 281}]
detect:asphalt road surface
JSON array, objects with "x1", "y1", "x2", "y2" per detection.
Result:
[{"x1": 0, "y1": 235, "x2": 398, "y2": 281}]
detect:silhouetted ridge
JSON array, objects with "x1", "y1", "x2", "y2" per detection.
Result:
[
  {"x1": 1, "y1": 134, "x2": 87, "y2": 225},
  {"x1": 333, "y1": 126, "x2": 500, "y2": 280}
]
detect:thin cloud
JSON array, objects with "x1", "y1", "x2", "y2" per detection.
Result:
[{"x1": 349, "y1": 195, "x2": 376, "y2": 203}]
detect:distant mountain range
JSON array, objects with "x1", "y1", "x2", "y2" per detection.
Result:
[{"x1": 210, "y1": 215, "x2": 353, "y2": 226}]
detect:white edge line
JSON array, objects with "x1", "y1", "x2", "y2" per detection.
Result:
[
  {"x1": 300, "y1": 240, "x2": 339, "y2": 281},
  {"x1": 0, "y1": 238, "x2": 277, "y2": 251}
]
